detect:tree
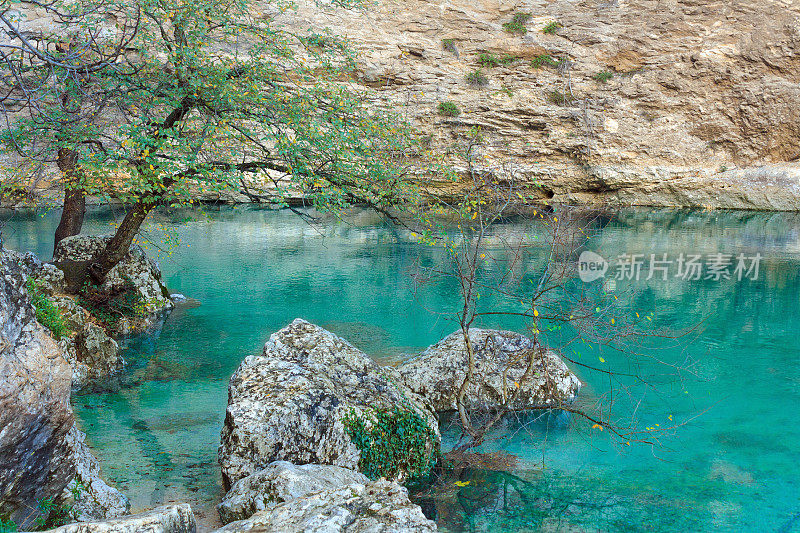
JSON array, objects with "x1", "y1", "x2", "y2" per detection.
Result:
[
  {"x1": 0, "y1": 0, "x2": 422, "y2": 284},
  {"x1": 414, "y1": 128, "x2": 694, "y2": 450}
]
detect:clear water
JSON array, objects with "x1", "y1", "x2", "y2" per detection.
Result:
[{"x1": 2, "y1": 206, "x2": 799, "y2": 532}]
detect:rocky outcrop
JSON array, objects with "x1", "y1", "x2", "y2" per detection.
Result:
[
  {"x1": 217, "y1": 461, "x2": 370, "y2": 524},
  {"x1": 50, "y1": 296, "x2": 122, "y2": 390},
  {"x1": 218, "y1": 319, "x2": 439, "y2": 489},
  {"x1": 214, "y1": 480, "x2": 436, "y2": 533},
  {"x1": 40, "y1": 504, "x2": 196, "y2": 533},
  {"x1": 0, "y1": 249, "x2": 128, "y2": 528},
  {"x1": 53, "y1": 235, "x2": 173, "y2": 335},
  {"x1": 398, "y1": 329, "x2": 580, "y2": 412}
]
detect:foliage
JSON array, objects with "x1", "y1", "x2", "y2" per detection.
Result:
[
  {"x1": 437, "y1": 101, "x2": 461, "y2": 117},
  {"x1": 26, "y1": 278, "x2": 70, "y2": 339},
  {"x1": 0, "y1": 0, "x2": 424, "y2": 218},
  {"x1": 342, "y1": 405, "x2": 439, "y2": 482},
  {"x1": 466, "y1": 69, "x2": 489, "y2": 87},
  {"x1": 442, "y1": 38, "x2": 457, "y2": 55},
  {"x1": 32, "y1": 498, "x2": 74, "y2": 531},
  {"x1": 0, "y1": 514, "x2": 16, "y2": 533},
  {"x1": 77, "y1": 279, "x2": 146, "y2": 329},
  {"x1": 542, "y1": 21, "x2": 563, "y2": 34},
  {"x1": 502, "y1": 13, "x2": 532, "y2": 34},
  {"x1": 477, "y1": 53, "x2": 517, "y2": 67},
  {"x1": 546, "y1": 90, "x2": 576, "y2": 106},
  {"x1": 530, "y1": 54, "x2": 563, "y2": 69},
  {"x1": 593, "y1": 70, "x2": 614, "y2": 82}
]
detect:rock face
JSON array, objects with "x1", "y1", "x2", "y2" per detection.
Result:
[
  {"x1": 217, "y1": 461, "x2": 370, "y2": 524},
  {"x1": 53, "y1": 235, "x2": 173, "y2": 335},
  {"x1": 40, "y1": 504, "x2": 196, "y2": 533},
  {"x1": 0, "y1": 249, "x2": 129, "y2": 528},
  {"x1": 218, "y1": 319, "x2": 439, "y2": 490},
  {"x1": 215, "y1": 480, "x2": 436, "y2": 533},
  {"x1": 398, "y1": 329, "x2": 580, "y2": 412},
  {"x1": 254, "y1": 0, "x2": 800, "y2": 211}
]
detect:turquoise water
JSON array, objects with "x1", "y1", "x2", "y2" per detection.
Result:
[{"x1": 2, "y1": 206, "x2": 799, "y2": 531}]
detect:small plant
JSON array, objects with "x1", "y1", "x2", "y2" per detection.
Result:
[
  {"x1": 502, "y1": 12, "x2": 532, "y2": 34},
  {"x1": 498, "y1": 85, "x2": 513, "y2": 97},
  {"x1": 442, "y1": 38, "x2": 457, "y2": 55},
  {"x1": 437, "y1": 101, "x2": 461, "y2": 117},
  {"x1": 342, "y1": 405, "x2": 439, "y2": 481},
  {"x1": 546, "y1": 89, "x2": 576, "y2": 106},
  {"x1": 33, "y1": 498, "x2": 74, "y2": 530},
  {"x1": 530, "y1": 54, "x2": 562, "y2": 69},
  {"x1": 77, "y1": 278, "x2": 147, "y2": 330},
  {"x1": 303, "y1": 33, "x2": 330, "y2": 48},
  {"x1": 477, "y1": 52, "x2": 517, "y2": 67},
  {"x1": 0, "y1": 514, "x2": 16, "y2": 533},
  {"x1": 542, "y1": 21, "x2": 563, "y2": 34},
  {"x1": 26, "y1": 278, "x2": 70, "y2": 339},
  {"x1": 593, "y1": 70, "x2": 613, "y2": 83},
  {"x1": 466, "y1": 69, "x2": 489, "y2": 87}
]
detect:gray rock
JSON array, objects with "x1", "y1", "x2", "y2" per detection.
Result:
[
  {"x1": 53, "y1": 235, "x2": 173, "y2": 335},
  {"x1": 0, "y1": 250, "x2": 127, "y2": 528},
  {"x1": 397, "y1": 329, "x2": 581, "y2": 412},
  {"x1": 214, "y1": 480, "x2": 436, "y2": 533},
  {"x1": 217, "y1": 461, "x2": 369, "y2": 524},
  {"x1": 50, "y1": 296, "x2": 122, "y2": 390},
  {"x1": 218, "y1": 319, "x2": 439, "y2": 489},
  {"x1": 38, "y1": 504, "x2": 196, "y2": 533},
  {"x1": 169, "y1": 293, "x2": 187, "y2": 303}
]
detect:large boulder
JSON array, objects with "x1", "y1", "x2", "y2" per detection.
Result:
[
  {"x1": 397, "y1": 329, "x2": 581, "y2": 412},
  {"x1": 53, "y1": 235, "x2": 172, "y2": 335},
  {"x1": 214, "y1": 480, "x2": 436, "y2": 533},
  {"x1": 40, "y1": 504, "x2": 196, "y2": 533},
  {"x1": 0, "y1": 250, "x2": 129, "y2": 528},
  {"x1": 217, "y1": 461, "x2": 369, "y2": 524},
  {"x1": 219, "y1": 319, "x2": 439, "y2": 490}
]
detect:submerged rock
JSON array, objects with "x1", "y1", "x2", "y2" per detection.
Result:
[
  {"x1": 214, "y1": 480, "x2": 436, "y2": 533},
  {"x1": 0, "y1": 250, "x2": 128, "y2": 528},
  {"x1": 217, "y1": 461, "x2": 369, "y2": 524},
  {"x1": 397, "y1": 329, "x2": 581, "y2": 412},
  {"x1": 53, "y1": 235, "x2": 173, "y2": 335},
  {"x1": 40, "y1": 504, "x2": 196, "y2": 533},
  {"x1": 218, "y1": 319, "x2": 439, "y2": 489}
]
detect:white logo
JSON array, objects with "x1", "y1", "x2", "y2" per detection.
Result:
[{"x1": 578, "y1": 251, "x2": 608, "y2": 282}]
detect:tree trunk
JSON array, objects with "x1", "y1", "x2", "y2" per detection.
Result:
[
  {"x1": 53, "y1": 151, "x2": 85, "y2": 254},
  {"x1": 88, "y1": 201, "x2": 154, "y2": 284}
]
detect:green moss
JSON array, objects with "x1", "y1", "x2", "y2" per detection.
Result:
[
  {"x1": 542, "y1": 21, "x2": 563, "y2": 34},
  {"x1": 503, "y1": 13, "x2": 532, "y2": 34},
  {"x1": 437, "y1": 101, "x2": 461, "y2": 117},
  {"x1": 593, "y1": 70, "x2": 614, "y2": 82},
  {"x1": 26, "y1": 278, "x2": 70, "y2": 339},
  {"x1": 343, "y1": 405, "x2": 439, "y2": 482}
]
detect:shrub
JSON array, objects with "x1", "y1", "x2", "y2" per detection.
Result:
[
  {"x1": 77, "y1": 279, "x2": 146, "y2": 329},
  {"x1": 503, "y1": 12, "x2": 532, "y2": 34},
  {"x1": 442, "y1": 38, "x2": 457, "y2": 55},
  {"x1": 477, "y1": 52, "x2": 518, "y2": 67},
  {"x1": 33, "y1": 498, "x2": 74, "y2": 531},
  {"x1": 466, "y1": 69, "x2": 489, "y2": 87},
  {"x1": 342, "y1": 405, "x2": 439, "y2": 481},
  {"x1": 542, "y1": 21, "x2": 563, "y2": 34},
  {"x1": 593, "y1": 70, "x2": 613, "y2": 82},
  {"x1": 26, "y1": 278, "x2": 70, "y2": 339},
  {"x1": 530, "y1": 54, "x2": 562, "y2": 69},
  {"x1": 437, "y1": 101, "x2": 461, "y2": 117},
  {"x1": 303, "y1": 33, "x2": 330, "y2": 47},
  {"x1": 546, "y1": 89, "x2": 576, "y2": 106},
  {"x1": 0, "y1": 514, "x2": 16, "y2": 533}
]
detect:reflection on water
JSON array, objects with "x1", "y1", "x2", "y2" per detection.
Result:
[{"x1": 2, "y1": 205, "x2": 800, "y2": 531}]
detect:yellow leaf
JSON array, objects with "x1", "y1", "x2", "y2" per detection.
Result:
[
  {"x1": 599, "y1": 357, "x2": 605, "y2": 363},
  {"x1": 454, "y1": 480, "x2": 470, "y2": 487},
  {"x1": 534, "y1": 309, "x2": 539, "y2": 317},
  {"x1": 591, "y1": 423, "x2": 603, "y2": 431}
]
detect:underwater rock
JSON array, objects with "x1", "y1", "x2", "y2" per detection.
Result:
[
  {"x1": 53, "y1": 235, "x2": 173, "y2": 336},
  {"x1": 397, "y1": 329, "x2": 581, "y2": 412},
  {"x1": 40, "y1": 504, "x2": 196, "y2": 533},
  {"x1": 217, "y1": 461, "x2": 369, "y2": 524},
  {"x1": 0, "y1": 250, "x2": 127, "y2": 528},
  {"x1": 214, "y1": 480, "x2": 436, "y2": 533},
  {"x1": 218, "y1": 319, "x2": 439, "y2": 489}
]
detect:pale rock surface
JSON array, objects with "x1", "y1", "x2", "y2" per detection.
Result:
[
  {"x1": 39, "y1": 504, "x2": 196, "y2": 533},
  {"x1": 214, "y1": 480, "x2": 436, "y2": 533},
  {"x1": 398, "y1": 329, "x2": 580, "y2": 411},
  {"x1": 217, "y1": 461, "x2": 369, "y2": 524},
  {"x1": 218, "y1": 319, "x2": 439, "y2": 489}
]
